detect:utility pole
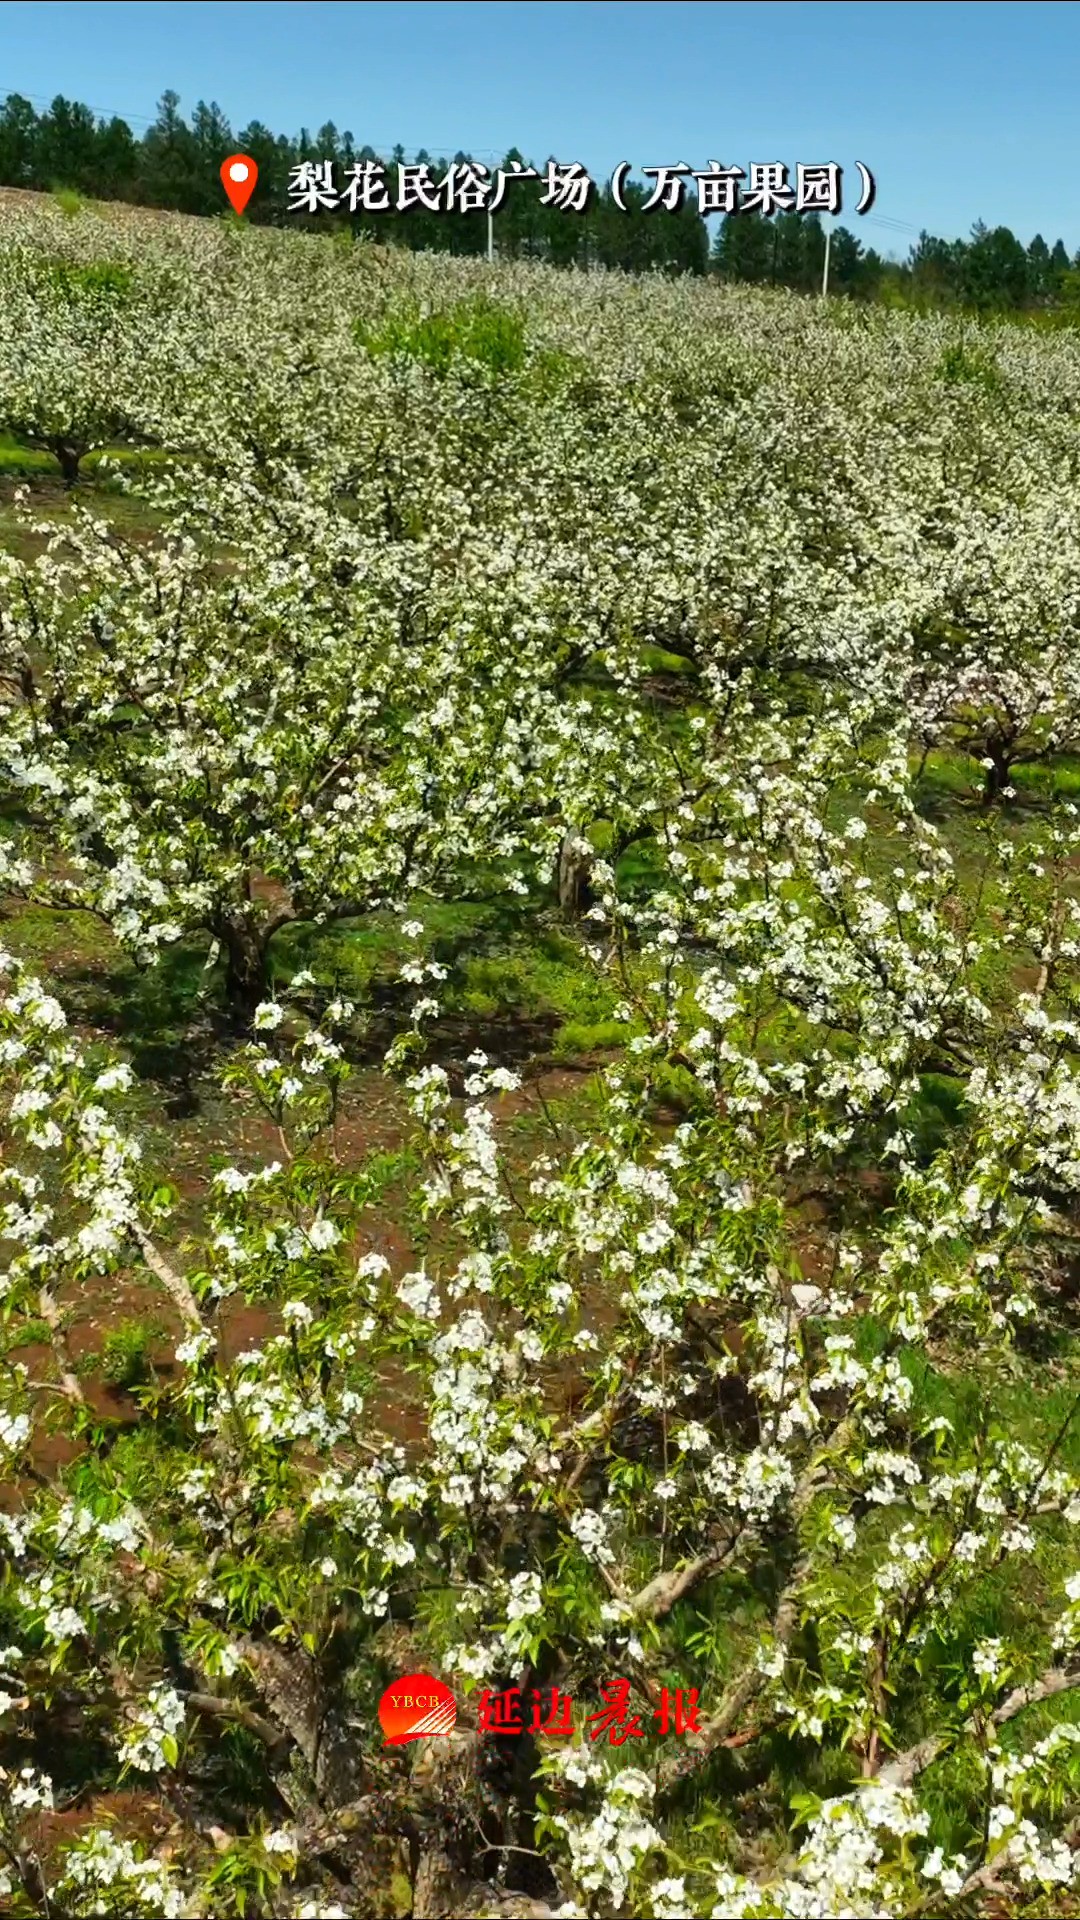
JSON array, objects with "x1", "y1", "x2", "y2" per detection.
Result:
[
  {"x1": 487, "y1": 206, "x2": 493, "y2": 263},
  {"x1": 822, "y1": 223, "x2": 831, "y2": 297}
]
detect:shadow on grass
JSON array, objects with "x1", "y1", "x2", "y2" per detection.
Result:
[
  {"x1": 3, "y1": 882, "x2": 629, "y2": 1104},
  {"x1": 271, "y1": 897, "x2": 622, "y2": 1074},
  {"x1": 49, "y1": 942, "x2": 227, "y2": 1114},
  {"x1": 24, "y1": 912, "x2": 581, "y2": 1103}
]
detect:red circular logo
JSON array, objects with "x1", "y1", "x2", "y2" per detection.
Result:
[{"x1": 378, "y1": 1672, "x2": 457, "y2": 1746}]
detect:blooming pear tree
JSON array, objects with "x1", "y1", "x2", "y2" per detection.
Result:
[
  {"x1": 0, "y1": 246, "x2": 174, "y2": 486},
  {"x1": 0, "y1": 474, "x2": 648, "y2": 1009},
  {"x1": 908, "y1": 487, "x2": 1080, "y2": 804}
]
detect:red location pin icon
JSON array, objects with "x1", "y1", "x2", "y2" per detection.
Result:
[{"x1": 221, "y1": 153, "x2": 257, "y2": 215}]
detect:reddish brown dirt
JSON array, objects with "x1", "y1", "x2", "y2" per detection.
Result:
[
  {"x1": 790, "y1": 1233, "x2": 833, "y2": 1288},
  {"x1": 28, "y1": 1789, "x2": 177, "y2": 1876},
  {"x1": 217, "y1": 1297, "x2": 280, "y2": 1363}
]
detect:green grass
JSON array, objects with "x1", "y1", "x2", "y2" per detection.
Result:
[
  {"x1": 0, "y1": 470, "x2": 168, "y2": 559},
  {"x1": 639, "y1": 643, "x2": 700, "y2": 676},
  {"x1": 97, "y1": 1317, "x2": 164, "y2": 1390},
  {"x1": 1011, "y1": 754, "x2": 1080, "y2": 800},
  {"x1": 0, "y1": 903, "x2": 216, "y2": 1091},
  {"x1": 272, "y1": 898, "x2": 621, "y2": 1059},
  {"x1": 0, "y1": 431, "x2": 173, "y2": 480},
  {"x1": 915, "y1": 743, "x2": 1080, "y2": 816},
  {"x1": 0, "y1": 441, "x2": 64, "y2": 476},
  {"x1": 3, "y1": 880, "x2": 615, "y2": 1041}
]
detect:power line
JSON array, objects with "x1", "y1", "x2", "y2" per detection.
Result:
[
  {"x1": 0, "y1": 83, "x2": 512, "y2": 158},
  {"x1": 863, "y1": 215, "x2": 921, "y2": 235},
  {"x1": 0, "y1": 80, "x2": 159, "y2": 127},
  {"x1": 0, "y1": 86, "x2": 936, "y2": 244}
]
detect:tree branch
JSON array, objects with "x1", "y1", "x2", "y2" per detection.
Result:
[
  {"x1": 183, "y1": 1689, "x2": 289, "y2": 1754},
  {"x1": 628, "y1": 1536, "x2": 739, "y2": 1621},
  {"x1": 879, "y1": 1662, "x2": 1080, "y2": 1788},
  {"x1": 656, "y1": 1555, "x2": 809, "y2": 1795},
  {"x1": 132, "y1": 1225, "x2": 202, "y2": 1330},
  {"x1": 37, "y1": 1286, "x2": 84, "y2": 1406}
]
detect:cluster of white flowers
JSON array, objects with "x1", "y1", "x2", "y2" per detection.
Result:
[
  {"x1": 55, "y1": 1828, "x2": 184, "y2": 1917},
  {"x1": 117, "y1": 1683, "x2": 186, "y2": 1774},
  {"x1": 550, "y1": 1765, "x2": 661, "y2": 1910}
]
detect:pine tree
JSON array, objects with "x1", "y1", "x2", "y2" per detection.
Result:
[{"x1": 713, "y1": 209, "x2": 773, "y2": 283}]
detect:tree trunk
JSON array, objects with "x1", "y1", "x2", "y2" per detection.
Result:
[
  {"x1": 237, "y1": 1636, "x2": 365, "y2": 1807},
  {"x1": 49, "y1": 439, "x2": 83, "y2": 489},
  {"x1": 981, "y1": 748, "x2": 1011, "y2": 807},
  {"x1": 218, "y1": 917, "x2": 269, "y2": 1014},
  {"x1": 556, "y1": 830, "x2": 594, "y2": 918}
]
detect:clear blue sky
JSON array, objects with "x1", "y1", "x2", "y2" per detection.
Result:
[{"x1": 0, "y1": 0, "x2": 1073, "y2": 254}]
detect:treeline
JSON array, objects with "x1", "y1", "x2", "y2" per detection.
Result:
[
  {"x1": 0, "y1": 90, "x2": 707, "y2": 275},
  {"x1": 1, "y1": 88, "x2": 1077, "y2": 312},
  {"x1": 715, "y1": 208, "x2": 1079, "y2": 313}
]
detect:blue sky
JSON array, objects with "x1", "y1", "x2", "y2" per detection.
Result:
[{"x1": 0, "y1": 0, "x2": 1073, "y2": 254}]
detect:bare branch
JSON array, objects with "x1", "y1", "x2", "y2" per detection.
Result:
[
  {"x1": 37, "y1": 1287, "x2": 84, "y2": 1406},
  {"x1": 629, "y1": 1538, "x2": 738, "y2": 1621},
  {"x1": 183, "y1": 1690, "x2": 288, "y2": 1753},
  {"x1": 133, "y1": 1224, "x2": 202, "y2": 1330}
]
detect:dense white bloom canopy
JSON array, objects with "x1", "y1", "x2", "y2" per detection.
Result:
[{"x1": 4, "y1": 196, "x2": 1080, "y2": 1918}]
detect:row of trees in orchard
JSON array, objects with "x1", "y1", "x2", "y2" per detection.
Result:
[{"x1": 8, "y1": 200, "x2": 1080, "y2": 1916}]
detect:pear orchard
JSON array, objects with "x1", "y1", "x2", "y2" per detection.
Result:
[{"x1": 3, "y1": 196, "x2": 1080, "y2": 1918}]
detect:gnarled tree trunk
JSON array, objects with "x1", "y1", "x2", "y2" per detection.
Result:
[
  {"x1": 47, "y1": 437, "x2": 85, "y2": 489},
  {"x1": 556, "y1": 830, "x2": 594, "y2": 917},
  {"x1": 216, "y1": 914, "x2": 270, "y2": 1015}
]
